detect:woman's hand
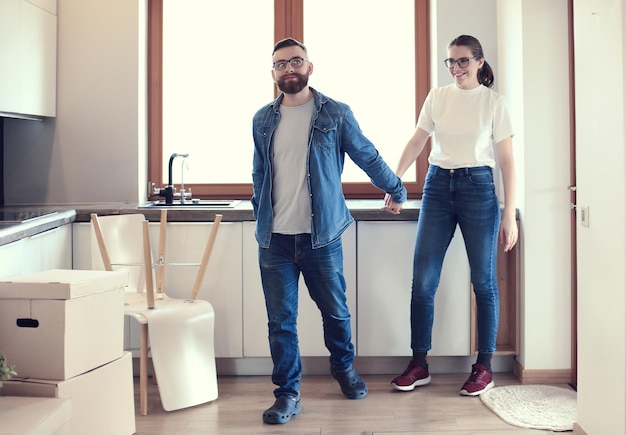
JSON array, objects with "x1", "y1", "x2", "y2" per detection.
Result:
[
  {"x1": 382, "y1": 193, "x2": 403, "y2": 215},
  {"x1": 499, "y1": 213, "x2": 518, "y2": 252}
]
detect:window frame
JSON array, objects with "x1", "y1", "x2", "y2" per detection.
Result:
[{"x1": 147, "y1": 0, "x2": 430, "y2": 200}]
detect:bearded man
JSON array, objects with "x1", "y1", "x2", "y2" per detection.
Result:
[{"x1": 251, "y1": 37, "x2": 406, "y2": 425}]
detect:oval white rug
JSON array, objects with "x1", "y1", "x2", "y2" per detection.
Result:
[{"x1": 479, "y1": 385, "x2": 577, "y2": 431}]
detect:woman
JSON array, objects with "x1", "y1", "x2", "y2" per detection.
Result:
[{"x1": 384, "y1": 34, "x2": 518, "y2": 396}]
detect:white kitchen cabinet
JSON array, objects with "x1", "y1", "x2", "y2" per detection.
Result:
[
  {"x1": 72, "y1": 220, "x2": 243, "y2": 358},
  {"x1": 71, "y1": 222, "x2": 90, "y2": 270},
  {"x1": 356, "y1": 221, "x2": 471, "y2": 356},
  {"x1": 242, "y1": 222, "x2": 357, "y2": 357},
  {"x1": 72, "y1": 222, "x2": 136, "y2": 349},
  {"x1": 156, "y1": 221, "x2": 243, "y2": 358},
  {"x1": 0, "y1": 0, "x2": 57, "y2": 117},
  {"x1": 0, "y1": 238, "x2": 26, "y2": 279},
  {"x1": 22, "y1": 225, "x2": 72, "y2": 273},
  {"x1": 0, "y1": 0, "x2": 21, "y2": 115},
  {"x1": 0, "y1": 225, "x2": 71, "y2": 279}
]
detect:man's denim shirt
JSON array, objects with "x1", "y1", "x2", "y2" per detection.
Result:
[{"x1": 252, "y1": 87, "x2": 407, "y2": 249}]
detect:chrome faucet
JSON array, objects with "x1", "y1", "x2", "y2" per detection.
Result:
[
  {"x1": 178, "y1": 157, "x2": 190, "y2": 204},
  {"x1": 157, "y1": 153, "x2": 189, "y2": 205}
]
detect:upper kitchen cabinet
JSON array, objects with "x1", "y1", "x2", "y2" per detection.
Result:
[{"x1": 0, "y1": 0, "x2": 57, "y2": 118}]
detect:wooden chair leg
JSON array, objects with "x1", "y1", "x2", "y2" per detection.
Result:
[{"x1": 140, "y1": 323, "x2": 149, "y2": 416}]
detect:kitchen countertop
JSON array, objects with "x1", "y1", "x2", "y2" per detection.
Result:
[
  {"x1": 74, "y1": 199, "x2": 423, "y2": 222},
  {"x1": 0, "y1": 208, "x2": 76, "y2": 246},
  {"x1": 0, "y1": 200, "x2": 518, "y2": 247},
  {"x1": 0, "y1": 200, "x2": 420, "y2": 247}
]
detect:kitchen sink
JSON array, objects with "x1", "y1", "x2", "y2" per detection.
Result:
[{"x1": 139, "y1": 199, "x2": 241, "y2": 209}]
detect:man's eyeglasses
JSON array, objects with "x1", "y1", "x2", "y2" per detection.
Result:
[
  {"x1": 444, "y1": 57, "x2": 477, "y2": 69},
  {"x1": 272, "y1": 56, "x2": 309, "y2": 70}
]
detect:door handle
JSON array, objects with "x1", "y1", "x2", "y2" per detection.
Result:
[{"x1": 568, "y1": 185, "x2": 577, "y2": 209}]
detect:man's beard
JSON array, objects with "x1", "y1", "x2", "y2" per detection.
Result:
[{"x1": 276, "y1": 72, "x2": 309, "y2": 94}]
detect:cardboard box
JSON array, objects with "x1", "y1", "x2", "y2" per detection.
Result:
[
  {"x1": 0, "y1": 396, "x2": 71, "y2": 435},
  {"x1": 1, "y1": 352, "x2": 136, "y2": 435},
  {"x1": 0, "y1": 269, "x2": 127, "y2": 380}
]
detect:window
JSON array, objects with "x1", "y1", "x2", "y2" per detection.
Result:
[
  {"x1": 303, "y1": 0, "x2": 416, "y2": 183},
  {"x1": 148, "y1": 0, "x2": 430, "y2": 200}
]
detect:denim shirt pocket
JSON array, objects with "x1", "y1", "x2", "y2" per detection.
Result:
[
  {"x1": 255, "y1": 124, "x2": 272, "y2": 142},
  {"x1": 311, "y1": 121, "x2": 338, "y2": 152}
]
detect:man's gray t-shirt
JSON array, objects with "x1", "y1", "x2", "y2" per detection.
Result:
[{"x1": 271, "y1": 98, "x2": 315, "y2": 234}]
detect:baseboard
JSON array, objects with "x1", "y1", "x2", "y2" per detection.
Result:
[
  {"x1": 513, "y1": 359, "x2": 572, "y2": 384},
  {"x1": 573, "y1": 422, "x2": 588, "y2": 435}
]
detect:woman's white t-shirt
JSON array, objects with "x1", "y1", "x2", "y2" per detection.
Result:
[{"x1": 416, "y1": 84, "x2": 514, "y2": 169}]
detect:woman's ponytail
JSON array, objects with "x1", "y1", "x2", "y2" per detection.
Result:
[{"x1": 478, "y1": 60, "x2": 494, "y2": 88}]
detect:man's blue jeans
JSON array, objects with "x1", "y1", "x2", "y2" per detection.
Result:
[
  {"x1": 259, "y1": 233, "x2": 354, "y2": 398},
  {"x1": 411, "y1": 165, "x2": 501, "y2": 355}
]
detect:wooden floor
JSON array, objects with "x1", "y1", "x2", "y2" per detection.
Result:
[{"x1": 133, "y1": 373, "x2": 572, "y2": 434}]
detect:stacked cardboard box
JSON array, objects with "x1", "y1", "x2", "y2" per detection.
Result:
[
  {"x1": 0, "y1": 396, "x2": 71, "y2": 434},
  {"x1": 0, "y1": 269, "x2": 136, "y2": 435}
]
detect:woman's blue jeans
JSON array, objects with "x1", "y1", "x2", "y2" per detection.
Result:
[
  {"x1": 259, "y1": 233, "x2": 354, "y2": 398},
  {"x1": 411, "y1": 165, "x2": 501, "y2": 355}
]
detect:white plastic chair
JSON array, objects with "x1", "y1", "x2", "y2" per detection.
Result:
[{"x1": 90, "y1": 211, "x2": 222, "y2": 415}]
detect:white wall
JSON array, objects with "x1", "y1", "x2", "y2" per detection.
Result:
[
  {"x1": 497, "y1": 0, "x2": 573, "y2": 373},
  {"x1": 4, "y1": 0, "x2": 147, "y2": 205},
  {"x1": 573, "y1": 0, "x2": 626, "y2": 433}
]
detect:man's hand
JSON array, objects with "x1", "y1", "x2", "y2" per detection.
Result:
[{"x1": 382, "y1": 194, "x2": 403, "y2": 215}]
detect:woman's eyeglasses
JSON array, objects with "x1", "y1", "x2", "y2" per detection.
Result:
[{"x1": 444, "y1": 57, "x2": 477, "y2": 69}]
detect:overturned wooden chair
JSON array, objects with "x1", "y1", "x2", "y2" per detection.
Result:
[{"x1": 90, "y1": 211, "x2": 222, "y2": 415}]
